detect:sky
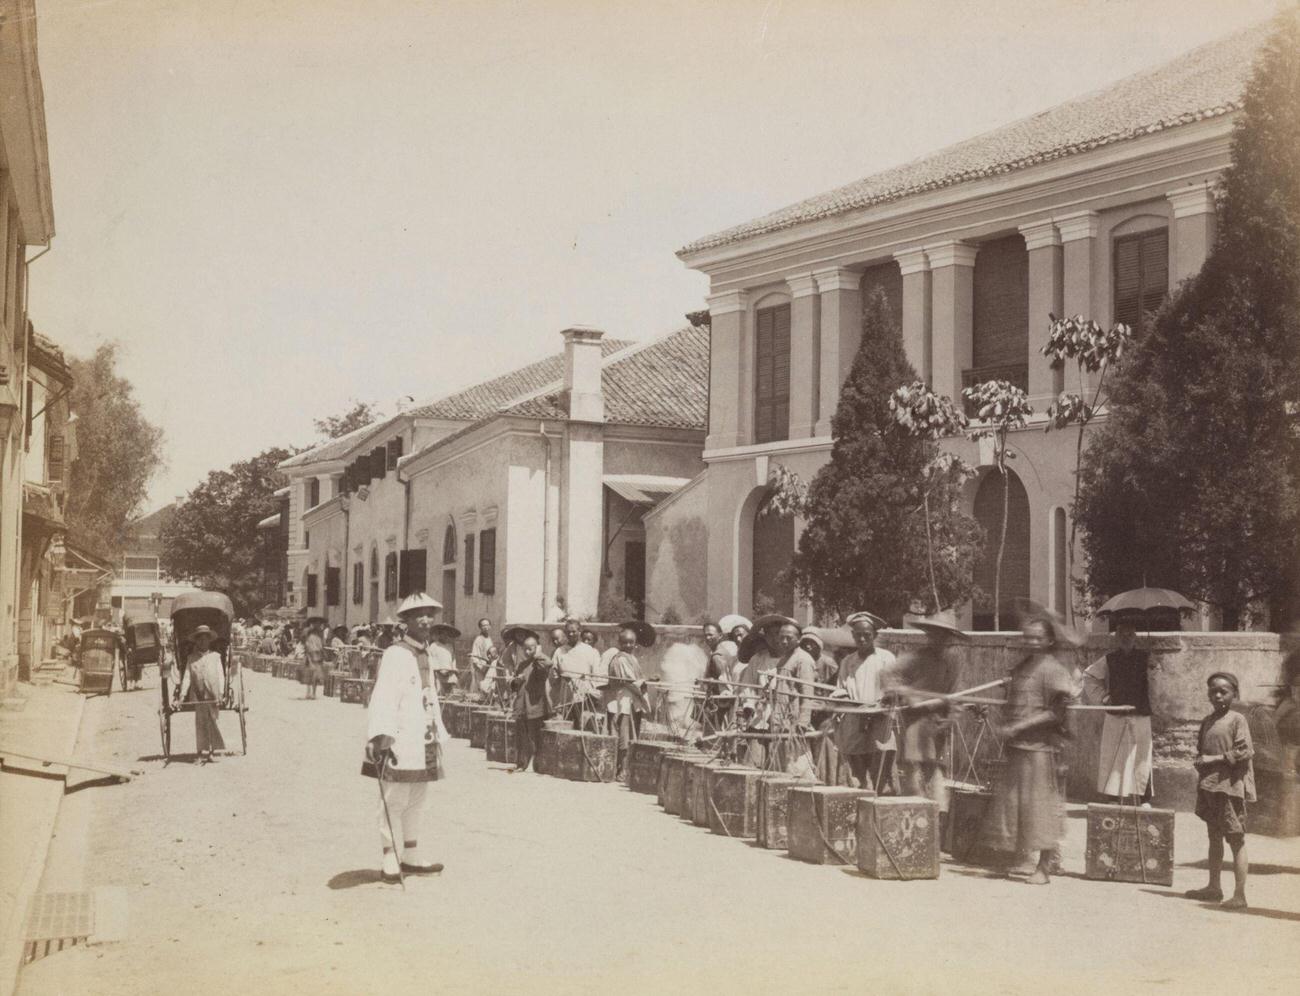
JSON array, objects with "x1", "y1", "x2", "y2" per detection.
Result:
[{"x1": 27, "y1": 0, "x2": 1287, "y2": 509}]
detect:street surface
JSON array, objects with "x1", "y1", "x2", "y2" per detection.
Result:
[{"x1": 14, "y1": 669, "x2": 1300, "y2": 996}]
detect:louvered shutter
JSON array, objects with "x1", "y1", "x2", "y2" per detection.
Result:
[
  {"x1": 1113, "y1": 229, "x2": 1168, "y2": 331},
  {"x1": 754, "y1": 304, "x2": 791, "y2": 444},
  {"x1": 398, "y1": 549, "x2": 427, "y2": 598},
  {"x1": 326, "y1": 567, "x2": 341, "y2": 606},
  {"x1": 463, "y1": 534, "x2": 475, "y2": 595},
  {"x1": 386, "y1": 437, "x2": 403, "y2": 471},
  {"x1": 1139, "y1": 230, "x2": 1168, "y2": 320},
  {"x1": 478, "y1": 529, "x2": 496, "y2": 595}
]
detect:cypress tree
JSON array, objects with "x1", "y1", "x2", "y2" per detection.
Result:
[{"x1": 791, "y1": 289, "x2": 980, "y2": 622}]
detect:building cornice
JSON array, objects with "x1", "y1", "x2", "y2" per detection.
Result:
[
  {"x1": 893, "y1": 248, "x2": 929, "y2": 275},
  {"x1": 1055, "y1": 210, "x2": 1100, "y2": 243},
  {"x1": 1018, "y1": 219, "x2": 1061, "y2": 251},
  {"x1": 1167, "y1": 184, "x2": 1216, "y2": 217},
  {"x1": 924, "y1": 240, "x2": 977, "y2": 269}
]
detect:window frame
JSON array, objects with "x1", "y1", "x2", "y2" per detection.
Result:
[
  {"x1": 1112, "y1": 228, "x2": 1169, "y2": 332},
  {"x1": 753, "y1": 303, "x2": 791, "y2": 444}
]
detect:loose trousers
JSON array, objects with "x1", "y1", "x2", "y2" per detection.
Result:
[{"x1": 377, "y1": 780, "x2": 431, "y2": 858}]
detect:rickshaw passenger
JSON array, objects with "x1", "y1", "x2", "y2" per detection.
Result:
[{"x1": 179, "y1": 624, "x2": 226, "y2": 762}]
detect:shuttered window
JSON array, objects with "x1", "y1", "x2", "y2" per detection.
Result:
[
  {"x1": 399, "y1": 549, "x2": 427, "y2": 598},
  {"x1": 48, "y1": 434, "x2": 65, "y2": 483},
  {"x1": 383, "y1": 552, "x2": 398, "y2": 600},
  {"x1": 972, "y1": 235, "x2": 1029, "y2": 369},
  {"x1": 325, "y1": 567, "x2": 341, "y2": 606},
  {"x1": 1113, "y1": 229, "x2": 1168, "y2": 331},
  {"x1": 352, "y1": 562, "x2": 364, "y2": 604},
  {"x1": 478, "y1": 528, "x2": 496, "y2": 595},
  {"x1": 754, "y1": 304, "x2": 791, "y2": 444},
  {"x1": 386, "y1": 436, "x2": 403, "y2": 471},
  {"x1": 306, "y1": 573, "x2": 318, "y2": 608},
  {"x1": 371, "y1": 447, "x2": 387, "y2": 481},
  {"x1": 463, "y1": 534, "x2": 475, "y2": 595},
  {"x1": 307, "y1": 478, "x2": 320, "y2": 508}
]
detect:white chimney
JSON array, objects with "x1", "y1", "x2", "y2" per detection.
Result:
[{"x1": 561, "y1": 326, "x2": 605, "y2": 423}]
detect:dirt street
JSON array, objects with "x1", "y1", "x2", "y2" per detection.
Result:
[{"x1": 15, "y1": 669, "x2": 1300, "y2": 996}]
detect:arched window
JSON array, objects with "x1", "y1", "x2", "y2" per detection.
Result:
[
  {"x1": 972, "y1": 469, "x2": 1031, "y2": 630},
  {"x1": 443, "y1": 525, "x2": 457, "y2": 566},
  {"x1": 752, "y1": 490, "x2": 795, "y2": 617}
]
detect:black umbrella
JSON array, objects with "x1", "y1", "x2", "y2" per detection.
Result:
[{"x1": 1096, "y1": 587, "x2": 1196, "y2": 618}]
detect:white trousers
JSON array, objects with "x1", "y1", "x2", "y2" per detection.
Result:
[{"x1": 377, "y1": 780, "x2": 431, "y2": 860}]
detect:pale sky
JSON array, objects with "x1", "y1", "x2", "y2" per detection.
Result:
[{"x1": 28, "y1": 0, "x2": 1285, "y2": 508}]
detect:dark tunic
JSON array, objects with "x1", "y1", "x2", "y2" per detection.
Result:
[{"x1": 1103, "y1": 649, "x2": 1151, "y2": 716}]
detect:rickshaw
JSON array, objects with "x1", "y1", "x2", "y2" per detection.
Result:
[
  {"x1": 122, "y1": 614, "x2": 162, "y2": 691},
  {"x1": 160, "y1": 591, "x2": 247, "y2": 760},
  {"x1": 78, "y1": 628, "x2": 120, "y2": 695}
]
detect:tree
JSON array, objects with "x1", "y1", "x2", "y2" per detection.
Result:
[
  {"x1": 791, "y1": 290, "x2": 981, "y2": 622},
  {"x1": 159, "y1": 447, "x2": 295, "y2": 614},
  {"x1": 1076, "y1": 11, "x2": 1300, "y2": 628},
  {"x1": 64, "y1": 343, "x2": 165, "y2": 557},
  {"x1": 313, "y1": 400, "x2": 381, "y2": 440}
]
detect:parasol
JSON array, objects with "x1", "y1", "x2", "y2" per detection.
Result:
[{"x1": 1095, "y1": 587, "x2": 1196, "y2": 617}]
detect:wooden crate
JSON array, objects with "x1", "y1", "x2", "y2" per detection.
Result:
[
  {"x1": 551, "y1": 729, "x2": 618, "y2": 782},
  {"x1": 470, "y1": 710, "x2": 504, "y2": 749},
  {"x1": 944, "y1": 786, "x2": 994, "y2": 863},
  {"x1": 339, "y1": 677, "x2": 373, "y2": 706},
  {"x1": 627, "y1": 741, "x2": 671, "y2": 795},
  {"x1": 1084, "y1": 803, "x2": 1175, "y2": 886},
  {"x1": 660, "y1": 752, "x2": 699, "y2": 815},
  {"x1": 706, "y1": 766, "x2": 762, "y2": 838},
  {"x1": 486, "y1": 716, "x2": 517, "y2": 765},
  {"x1": 535, "y1": 727, "x2": 560, "y2": 776},
  {"x1": 756, "y1": 775, "x2": 799, "y2": 850},
  {"x1": 856, "y1": 796, "x2": 941, "y2": 880},
  {"x1": 1252, "y1": 762, "x2": 1300, "y2": 837},
  {"x1": 685, "y1": 760, "x2": 718, "y2": 826},
  {"x1": 787, "y1": 786, "x2": 874, "y2": 865}
]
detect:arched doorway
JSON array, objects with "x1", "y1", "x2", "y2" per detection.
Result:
[
  {"x1": 752, "y1": 491, "x2": 795, "y2": 617},
  {"x1": 369, "y1": 547, "x2": 380, "y2": 624},
  {"x1": 972, "y1": 468, "x2": 1030, "y2": 630},
  {"x1": 441, "y1": 524, "x2": 457, "y2": 627}
]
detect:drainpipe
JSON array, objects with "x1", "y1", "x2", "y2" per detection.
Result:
[
  {"x1": 539, "y1": 423, "x2": 556, "y2": 619},
  {"x1": 342, "y1": 494, "x2": 350, "y2": 628}
]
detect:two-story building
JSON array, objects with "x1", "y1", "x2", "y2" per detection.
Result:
[
  {"x1": 665, "y1": 22, "x2": 1266, "y2": 628},
  {"x1": 282, "y1": 324, "x2": 708, "y2": 629},
  {"x1": 0, "y1": 0, "x2": 55, "y2": 694},
  {"x1": 105, "y1": 504, "x2": 194, "y2": 623}
]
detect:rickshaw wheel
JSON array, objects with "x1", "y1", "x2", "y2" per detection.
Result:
[
  {"x1": 119, "y1": 658, "x2": 127, "y2": 692},
  {"x1": 236, "y1": 669, "x2": 248, "y2": 755},
  {"x1": 159, "y1": 709, "x2": 171, "y2": 761}
]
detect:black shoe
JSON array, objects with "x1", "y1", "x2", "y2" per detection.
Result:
[{"x1": 400, "y1": 862, "x2": 444, "y2": 875}]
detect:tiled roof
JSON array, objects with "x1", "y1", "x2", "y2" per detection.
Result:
[
  {"x1": 407, "y1": 337, "x2": 635, "y2": 420},
  {"x1": 503, "y1": 325, "x2": 709, "y2": 429},
  {"x1": 281, "y1": 338, "x2": 635, "y2": 470},
  {"x1": 679, "y1": 20, "x2": 1271, "y2": 255}
]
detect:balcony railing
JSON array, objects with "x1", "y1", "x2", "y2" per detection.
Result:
[{"x1": 961, "y1": 363, "x2": 1028, "y2": 417}]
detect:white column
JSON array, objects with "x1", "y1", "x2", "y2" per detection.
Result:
[
  {"x1": 1057, "y1": 211, "x2": 1099, "y2": 396},
  {"x1": 1020, "y1": 220, "x2": 1064, "y2": 407},
  {"x1": 812, "y1": 267, "x2": 861, "y2": 437},
  {"x1": 1167, "y1": 186, "x2": 1216, "y2": 285},
  {"x1": 787, "y1": 273, "x2": 819, "y2": 439},
  {"x1": 894, "y1": 248, "x2": 931, "y2": 385},
  {"x1": 705, "y1": 289, "x2": 747, "y2": 450},
  {"x1": 926, "y1": 241, "x2": 977, "y2": 402}
]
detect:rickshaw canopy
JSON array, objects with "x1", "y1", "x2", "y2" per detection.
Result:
[{"x1": 171, "y1": 591, "x2": 235, "y2": 648}]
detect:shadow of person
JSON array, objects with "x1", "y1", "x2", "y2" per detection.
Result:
[
  {"x1": 328, "y1": 869, "x2": 385, "y2": 890},
  {"x1": 1140, "y1": 888, "x2": 1300, "y2": 922}
]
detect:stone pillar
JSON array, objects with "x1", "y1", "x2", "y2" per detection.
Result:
[
  {"x1": 1167, "y1": 186, "x2": 1216, "y2": 285},
  {"x1": 787, "y1": 273, "x2": 819, "y2": 439},
  {"x1": 1058, "y1": 211, "x2": 1099, "y2": 396},
  {"x1": 812, "y1": 267, "x2": 861, "y2": 437},
  {"x1": 926, "y1": 241, "x2": 976, "y2": 402},
  {"x1": 894, "y1": 248, "x2": 931, "y2": 385},
  {"x1": 1020, "y1": 220, "x2": 1064, "y2": 407},
  {"x1": 705, "y1": 290, "x2": 747, "y2": 450}
]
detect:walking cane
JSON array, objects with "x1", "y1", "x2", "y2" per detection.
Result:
[{"x1": 377, "y1": 754, "x2": 405, "y2": 891}]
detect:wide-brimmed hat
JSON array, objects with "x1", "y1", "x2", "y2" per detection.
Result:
[
  {"x1": 718, "y1": 614, "x2": 751, "y2": 636},
  {"x1": 804, "y1": 625, "x2": 855, "y2": 650},
  {"x1": 397, "y1": 592, "x2": 443, "y2": 616},
  {"x1": 617, "y1": 620, "x2": 656, "y2": 648},
  {"x1": 1015, "y1": 599, "x2": 1084, "y2": 648},
  {"x1": 430, "y1": 623, "x2": 461, "y2": 640},
  {"x1": 191, "y1": 624, "x2": 215, "y2": 639},
  {"x1": 751, "y1": 613, "x2": 800, "y2": 633},
  {"x1": 911, "y1": 608, "x2": 971, "y2": 641},
  {"x1": 502, "y1": 624, "x2": 539, "y2": 644},
  {"x1": 845, "y1": 610, "x2": 887, "y2": 631},
  {"x1": 798, "y1": 632, "x2": 825, "y2": 654}
]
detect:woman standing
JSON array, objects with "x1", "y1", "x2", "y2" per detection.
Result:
[
  {"x1": 1082, "y1": 616, "x2": 1154, "y2": 804},
  {"x1": 178, "y1": 625, "x2": 226, "y2": 763},
  {"x1": 982, "y1": 609, "x2": 1077, "y2": 884}
]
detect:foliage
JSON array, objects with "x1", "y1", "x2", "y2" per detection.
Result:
[
  {"x1": 761, "y1": 463, "x2": 809, "y2": 518},
  {"x1": 890, "y1": 381, "x2": 969, "y2": 439},
  {"x1": 64, "y1": 343, "x2": 165, "y2": 557},
  {"x1": 791, "y1": 290, "x2": 981, "y2": 622},
  {"x1": 313, "y1": 400, "x2": 381, "y2": 440},
  {"x1": 1076, "y1": 10, "x2": 1300, "y2": 628},
  {"x1": 960, "y1": 380, "x2": 1033, "y2": 629},
  {"x1": 159, "y1": 447, "x2": 295, "y2": 615}
]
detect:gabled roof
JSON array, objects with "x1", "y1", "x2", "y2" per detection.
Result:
[
  {"x1": 280, "y1": 337, "x2": 636, "y2": 471},
  {"x1": 407, "y1": 337, "x2": 634, "y2": 420},
  {"x1": 504, "y1": 325, "x2": 709, "y2": 429},
  {"x1": 679, "y1": 19, "x2": 1271, "y2": 256}
]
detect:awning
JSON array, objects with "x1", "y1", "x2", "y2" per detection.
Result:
[
  {"x1": 256, "y1": 512, "x2": 281, "y2": 530},
  {"x1": 602, "y1": 474, "x2": 691, "y2": 506}
]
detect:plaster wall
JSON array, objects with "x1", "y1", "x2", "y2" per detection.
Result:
[{"x1": 645, "y1": 473, "x2": 709, "y2": 624}]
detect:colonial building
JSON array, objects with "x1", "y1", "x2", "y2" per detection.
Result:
[
  {"x1": 255, "y1": 486, "x2": 290, "y2": 611},
  {"x1": 0, "y1": 0, "x2": 55, "y2": 695},
  {"x1": 281, "y1": 325, "x2": 707, "y2": 629},
  {"x1": 105, "y1": 505, "x2": 193, "y2": 622},
  {"x1": 666, "y1": 23, "x2": 1266, "y2": 628}
]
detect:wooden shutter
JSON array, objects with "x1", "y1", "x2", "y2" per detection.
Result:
[
  {"x1": 754, "y1": 304, "x2": 791, "y2": 444},
  {"x1": 463, "y1": 534, "x2": 475, "y2": 595},
  {"x1": 371, "y1": 447, "x2": 387, "y2": 481},
  {"x1": 352, "y1": 562, "x2": 364, "y2": 604},
  {"x1": 306, "y1": 573, "x2": 318, "y2": 608},
  {"x1": 478, "y1": 528, "x2": 496, "y2": 595},
  {"x1": 384, "y1": 552, "x2": 398, "y2": 600},
  {"x1": 624, "y1": 541, "x2": 646, "y2": 609},
  {"x1": 48, "y1": 434, "x2": 64, "y2": 483},
  {"x1": 386, "y1": 437, "x2": 403, "y2": 471},
  {"x1": 326, "y1": 567, "x2": 341, "y2": 606},
  {"x1": 1113, "y1": 229, "x2": 1168, "y2": 331},
  {"x1": 399, "y1": 549, "x2": 427, "y2": 598},
  {"x1": 972, "y1": 235, "x2": 1029, "y2": 369}
]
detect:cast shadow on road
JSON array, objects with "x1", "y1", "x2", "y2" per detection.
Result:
[
  {"x1": 1180, "y1": 858, "x2": 1300, "y2": 875},
  {"x1": 329, "y1": 869, "x2": 386, "y2": 890},
  {"x1": 1141, "y1": 888, "x2": 1300, "y2": 922}
]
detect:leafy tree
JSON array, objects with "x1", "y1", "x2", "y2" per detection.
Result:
[
  {"x1": 791, "y1": 290, "x2": 981, "y2": 622},
  {"x1": 159, "y1": 447, "x2": 295, "y2": 614},
  {"x1": 64, "y1": 343, "x2": 165, "y2": 557},
  {"x1": 1076, "y1": 11, "x2": 1300, "y2": 629},
  {"x1": 313, "y1": 400, "x2": 381, "y2": 440}
]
